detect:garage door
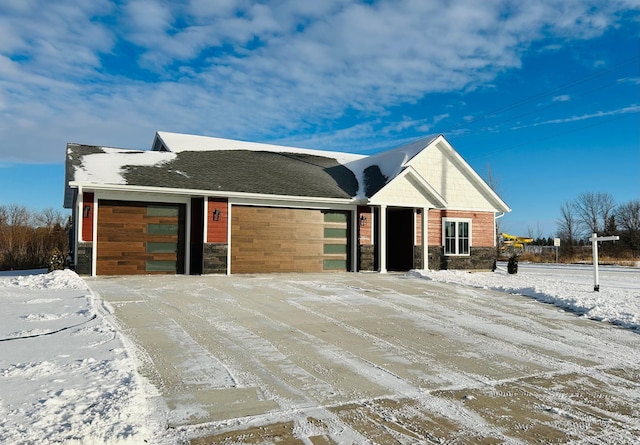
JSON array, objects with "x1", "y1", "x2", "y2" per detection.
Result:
[
  {"x1": 97, "y1": 201, "x2": 186, "y2": 275},
  {"x1": 231, "y1": 206, "x2": 350, "y2": 273}
]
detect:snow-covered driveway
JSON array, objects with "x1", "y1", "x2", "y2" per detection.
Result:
[{"x1": 88, "y1": 271, "x2": 640, "y2": 444}]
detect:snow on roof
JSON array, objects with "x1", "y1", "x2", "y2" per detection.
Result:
[
  {"x1": 67, "y1": 133, "x2": 442, "y2": 202},
  {"x1": 72, "y1": 147, "x2": 176, "y2": 185},
  {"x1": 155, "y1": 131, "x2": 366, "y2": 165},
  {"x1": 343, "y1": 135, "x2": 440, "y2": 198},
  {"x1": 348, "y1": 135, "x2": 439, "y2": 179}
]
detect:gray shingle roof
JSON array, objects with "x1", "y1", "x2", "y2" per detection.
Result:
[
  {"x1": 65, "y1": 132, "x2": 512, "y2": 213},
  {"x1": 65, "y1": 144, "x2": 359, "y2": 202},
  {"x1": 124, "y1": 150, "x2": 358, "y2": 198},
  {"x1": 64, "y1": 144, "x2": 108, "y2": 207}
]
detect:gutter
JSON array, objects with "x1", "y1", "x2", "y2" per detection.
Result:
[{"x1": 67, "y1": 181, "x2": 361, "y2": 206}]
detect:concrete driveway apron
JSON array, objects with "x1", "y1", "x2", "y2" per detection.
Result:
[{"x1": 87, "y1": 273, "x2": 640, "y2": 444}]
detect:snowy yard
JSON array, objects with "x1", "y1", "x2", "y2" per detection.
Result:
[
  {"x1": 416, "y1": 262, "x2": 640, "y2": 330},
  {"x1": 0, "y1": 270, "x2": 169, "y2": 445},
  {"x1": 1, "y1": 264, "x2": 639, "y2": 444}
]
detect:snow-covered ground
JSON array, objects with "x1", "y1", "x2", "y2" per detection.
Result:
[
  {"x1": 0, "y1": 263, "x2": 638, "y2": 444},
  {"x1": 0, "y1": 269, "x2": 172, "y2": 445},
  {"x1": 413, "y1": 262, "x2": 640, "y2": 331}
]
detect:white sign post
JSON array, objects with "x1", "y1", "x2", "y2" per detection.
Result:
[
  {"x1": 553, "y1": 238, "x2": 560, "y2": 263},
  {"x1": 589, "y1": 233, "x2": 619, "y2": 292}
]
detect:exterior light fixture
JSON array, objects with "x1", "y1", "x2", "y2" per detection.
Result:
[
  {"x1": 359, "y1": 215, "x2": 367, "y2": 226},
  {"x1": 213, "y1": 209, "x2": 221, "y2": 221},
  {"x1": 83, "y1": 206, "x2": 91, "y2": 218}
]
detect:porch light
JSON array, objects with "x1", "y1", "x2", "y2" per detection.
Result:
[
  {"x1": 213, "y1": 209, "x2": 221, "y2": 221},
  {"x1": 83, "y1": 206, "x2": 91, "y2": 218},
  {"x1": 359, "y1": 215, "x2": 367, "y2": 226}
]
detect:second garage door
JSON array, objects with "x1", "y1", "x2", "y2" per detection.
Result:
[{"x1": 231, "y1": 206, "x2": 350, "y2": 273}]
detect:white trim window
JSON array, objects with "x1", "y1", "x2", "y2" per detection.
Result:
[{"x1": 443, "y1": 218, "x2": 471, "y2": 256}]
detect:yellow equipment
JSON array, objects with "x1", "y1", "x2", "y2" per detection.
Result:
[{"x1": 501, "y1": 233, "x2": 534, "y2": 250}]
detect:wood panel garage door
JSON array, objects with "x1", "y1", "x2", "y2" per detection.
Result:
[
  {"x1": 97, "y1": 201, "x2": 186, "y2": 275},
  {"x1": 231, "y1": 206, "x2": 350, "y2": 273}
]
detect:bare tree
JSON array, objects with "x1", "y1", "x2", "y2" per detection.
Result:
[
  {"x1": 486, "y1": 163, "x2": 503, "y2": 257},
  {"x1": 0, "y1": 205, "x2": 33, "y2": 269},
  {"x1": 526, "y1": 223, "x2": 544, "y2": 241},
  {"x1": 600, "y1": 193, "x2": 617, "y2": 234},
  {"x1": 616, "y1": 200, "x2": 640, "y2": 251},
  {"x1": 0, "y1": 206, "x2": 70, "y2": 270},
  {"x1": 557, "y1": 200, "x2": 579, "y2": 256},
  {"x1": 574, "y1": 192, "x2": 615, "y2": 235},
  {"x1": 557, "y1": 201, "x2": 578, "y2": 237},
  {"x1": 35, "y1": 208, "x2": 66, "y2": 231}
]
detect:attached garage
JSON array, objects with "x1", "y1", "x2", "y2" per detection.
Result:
[
  {"x1": 231, "y1": 206, "x2": 350, "y2": 274},
  {"x1": 66, "y1": 131, "x2": 511, "y2": 276},
  {"x1": 96, "y1": 201, "x2": 186, "y2": 275}
]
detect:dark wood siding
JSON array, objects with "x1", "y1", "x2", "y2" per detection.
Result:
[
  {"x1": 96, "y1": 201, "x2": 185, "y2": 275},
  {"x1": 207, "y1": 197, "x2": 228, "y2": 243},
  {"x1": 81, "y1": 192, "x2": 94, "y2": 241},
  {"x1": 231, "y1": 206, "x2": 349, "y2": 274}
]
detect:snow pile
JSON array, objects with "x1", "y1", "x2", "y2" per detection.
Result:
[
  {"x1": 0, "y1": 270, "x2": 171, "y2": 445},
  {"x1": 412, "y1": 263, "x2": 640, "y2": 330},
  {"x1": 2, "y1": 269, "x2": 88, "y2": 290}
]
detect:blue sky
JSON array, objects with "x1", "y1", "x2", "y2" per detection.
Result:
[{"x1": 0, "y1": 0, "x2": 638, "y2": 237}]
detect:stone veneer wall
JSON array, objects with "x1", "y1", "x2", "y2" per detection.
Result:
[
  {"x1": 428, "y1": 246, "x2": 496, "y2": 271},
  {"x1": 75, "y1": 242, "x2": 92, "y2": 275},
  {"x1": 203, "y1": 243, "x2": 228, "y2": 274},
  {"x1": 358, "y1": 245, "x2": 375, "y2": 271},
  {"x1": 413, "y1": 245, "x2": 423, "y2": 270}
]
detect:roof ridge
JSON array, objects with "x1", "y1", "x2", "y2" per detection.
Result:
[{"x1": 154, "y1": 131, "x2": 366, "y2": 162}]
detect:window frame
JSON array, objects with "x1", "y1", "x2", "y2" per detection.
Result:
[{"x1": 442, "y1": 217, "x2": 472, "y2": 256}]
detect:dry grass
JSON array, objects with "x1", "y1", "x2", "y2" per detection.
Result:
[{"x1": 509, "y1": 252, "x2": 639, "y2": 267}]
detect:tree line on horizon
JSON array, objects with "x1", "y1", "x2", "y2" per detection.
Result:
[
  {"x1": 555, "y1": 192, "x2": 639, "y2": 258},
  {"x1": 1, "y1": 195, "x2": 637, "y2": 272},
  {"x1": 0, "y1": 205, "x2": 69, "y2": 271}
]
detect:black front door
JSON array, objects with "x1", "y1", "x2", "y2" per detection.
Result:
[
  {"x1": 189, "y1": 197, "x2": 204, "y2": 274},
  {"x1": 386, "y1": 208, "x2": 414, "y2": 271}
]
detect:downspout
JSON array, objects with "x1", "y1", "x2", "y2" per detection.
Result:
[
  {"x1": 351, "y1": 207, "x2": 358, "y2": 272},
  {"x1": 494, "y1": 212, "x2": 505, "y2": 248},
  {"x1": 91, "y1": 193, "x2": 98, "y2": 277},
  {"x1": 74, "y1": 186, "x2": 82, "y2": 268},
  {"x1": 379, "y1": 205, "x2": 387, "y2": 273},
  {"x1": 422, "y1": 207, "x2": 428, "y2": 270}
]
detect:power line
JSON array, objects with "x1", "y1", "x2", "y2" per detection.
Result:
[
  {"x1": 442, "y1": 55, "x2": 640, "y2": 134},
  {"x1": 466, "y1": 111, "x2": 638, "y2": 160},
  {"x1": 473, "y1": 78, "x2": 626, "y2": 133}
]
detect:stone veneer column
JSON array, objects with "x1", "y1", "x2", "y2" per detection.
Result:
[{"x1": 203, "y1": 243, "x2": 228, "y2": 274}]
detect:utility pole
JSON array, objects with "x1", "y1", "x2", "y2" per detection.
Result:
[{"x1": 589, "y1": 233, "x2": 619, "y2": 292}]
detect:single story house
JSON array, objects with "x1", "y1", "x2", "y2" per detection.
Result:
[{"x1": 64, "y1": 131, "x2": 510, "y2": 276}]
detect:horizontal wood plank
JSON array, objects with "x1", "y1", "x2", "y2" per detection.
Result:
[
  {"x1": 231, "y1": 206, "x2": 349, "y2": 274},
  {"x1": 97, "y1": 201, "x2": 185, "y2": 275}
]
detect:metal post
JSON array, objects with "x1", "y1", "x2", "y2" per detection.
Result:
[
  {"x1": 589, "y1": 233, "x2": 619, "y2": 292},
  {"x1": 592, "y1": 233, "x2": 599, "y2": 292}
]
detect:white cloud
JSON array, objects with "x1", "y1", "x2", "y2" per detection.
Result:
[
  {"x1": 553, "y1": 95, "x2": 571, "y2": 102},
  {"x1": 0, "y1": 0, "x2": 637, "y2": 164},
  {"x1": 510, "y1": 105, "x2": 640, "y2": 130},
  {"x1": 618, "y1": 77, "x2": 640, "y2": 85}
]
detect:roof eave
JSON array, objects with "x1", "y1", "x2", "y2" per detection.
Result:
[
  {"x1": 66, "y1": 182, "x2": 359, "y2": 205},
  {"x1": 367, "y1": 166, "x2": 448, "y2": 208}
]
